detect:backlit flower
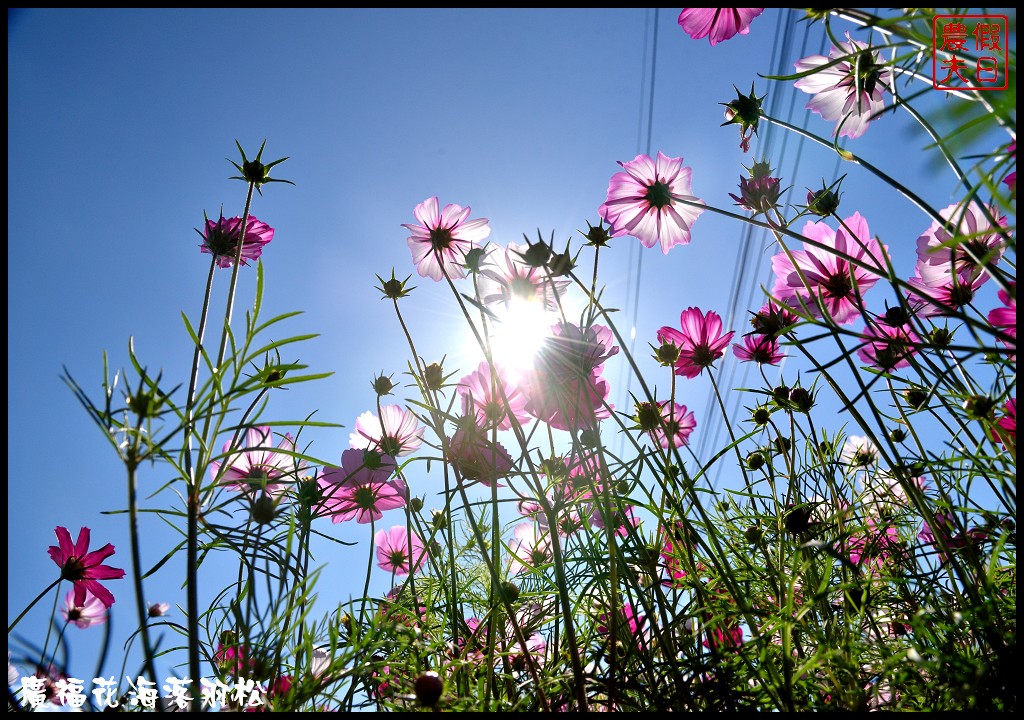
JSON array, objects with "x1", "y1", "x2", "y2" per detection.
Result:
[
  {"x1": 402, "y1": 196, "x2": 491, "y2": 281},
  {"x1": 992, "y1": 397, "x2": 1015, "y2": 450},
  {"x1": 507, "y1": 522, "x2": 552, "y2": 575},
  {"x1": 733, "y1": 334, "x2": 785, "y2": 365},
  {"x1": 349, "y1": 405, "x2": 425, "y2": 457},
  {"x1": 794, "y1": 34, "x2": 893, "y2": 139},
  {"x1": 599, "y1": 152, "x2": 705, "y2": 254},
  {"x1": 841, "y1": 435, "x2": 879, "y2": 469},
  {"x1": 913, "y1": 202, "x2": 1008, "y2": 289},
  {"x1": 988, "y1": 281, "x2": 1016, "y2": 357},
  {"x1": 637, "y1": 400, "x2": 696, "y2": 448},
  {"x1": 48, "y1": 526, "x2": 125, "y2": 608},
  {"x1": 458, "y1": 361, "x2": 530, "y2": 431},
  {"x1": 448, "y1": 423, "x2": 515, "y2": 488},
  {"x1": 61, "y1": 588, "x2": 108, "y2": 629},
  {"x1": 477, "y1": 241, "x2": 570, "y2": 311},
  {"x1": 677, "y1": 8, "x2": 764, "y2": 46},
  {"x1": 199, "y1": 214, "x2": 275, "y2": 268},
  {"x1": 1004, "y1": 141, "x2": 1016, "y2": 197},
  {"x1": 319, "y1": 448, "x2": 405, "y2": 524},
  {"x1": 211, "y1": 426, "x2": 300, "y2": 497},
  {"x1": 657, "y1": 307, "x2": 735, "y2": 378},
  {"x1": 375, "y1": 526, "x2": 428, "y2": 576},
  {"x1": 855, "y1": 319, "x2": 920, "y2": 370},
  {"x1": 770, "y1": 212, "x2": 888, "y2": 325}
]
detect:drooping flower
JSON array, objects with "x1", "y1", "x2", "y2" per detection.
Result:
[
  {"x1": 793, "y1": 33, "x2": 893, "y2": 139},
  {"x1": 198, "y1": 214, "x2": 275, "y2": 268},
  {"x1": 402, "y1": 196, "x2": 491, "y2": 281},
  {"x1": 855, "y1": 319, "x2": 920, "y2": 370},
  {"x1": 457, "y1": 361, "x2": 530, "y2": 431},
  {"x1": 987, "y1": 281, "x2": 1016, "y2": 358},
  {"x1": 913, "y1": 202, "x2": 1008, "y2": 289},
  {"x1": 677, "y1": 8, "x2": 764, "y2": 46},
  {"x1": 770, "y1": 212, "x2": 888, "y2": 325},
  {"x1": 598, "y1": 152, "x2": 705, "y2": 254},
  {"x1": 657, "y1": 307, "x2": 735, "y2": 379},
  {"x1": 211, "y1": 426, "x2": 300, "y2": 497},
  {"x1": 733, "y1": 334, "x2": 785, "y2": 365},
  {"x1": 319, "y1": 448, "x2": 405, "y2": 524},
  {"x1": 477, "y1": 241, "x2": 570, "y2": 311},
  {"x1": 448, "y1": 423, "x2": 515, "y2": 488},
  {"x1": 48, "y1": 526, "x2": 125, "y2": 608},
  {"x1": 349, "y1": 405, "x2": 425, "y2": 457},
  {"x1": 374, "y1": 526, "x2": 428, "y2": 576},
  {"x1": 60, "y1": 588, "x2": 108, "y2": 629}
]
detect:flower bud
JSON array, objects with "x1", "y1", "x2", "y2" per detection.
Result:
[
  {"x1": 805, "y1": 179, "x2": 842, "y2": 217},
  {"x1": 582, "y1": 220, "x2": 612, "y2": 248},
  {"x1": 414, "y1": 671, "x2": 444, "y2": 707},
  {"x1": 372, "y1": 372, "x2": 396, "y2": 396},
  {"x1": 746, "y1": 451, "x2": 766, "y2": 470},
  {"x1": 424, "y1": 362, "x2": 445, "y2": 391}
]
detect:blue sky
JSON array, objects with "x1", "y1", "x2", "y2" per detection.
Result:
[{"x1": 8, "y1": 7, "x2": 1014, "y2": 696}]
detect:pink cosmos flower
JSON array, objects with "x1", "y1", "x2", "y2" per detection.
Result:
[
  {"x1": 199, "y1": 215, "x2": 275, "y2": 268},
  {"x1": 794, "y1": 34, "x2": 893, "y2": 139},
  {"x1": 988, "y1": 281, "x2": 1016, "y2": 358},
  {"x1": 846, "y1": 518, "x2": 900, "y2": 573},
  {"x1": 402, "y1": 196, "x2": 491, "y2": 281},
  {"x1": 524, "y1": 321, "x2": 618, "y2": 431},
  {"x1": 458, "y1": 361, "x2": 530, "y2": 431},
  {"x1": 639, "y1": 400, "x2": 696, "y2": 448},
  {"x1": 770, "y1": 212, "x2": 888, "y2": 325},
  {"x1": 598, "y1": 152, "x2": 705, "y2": 254},
  {"x1": 733, "y1": 334, "x2": 785, "y2": 365},
  {"x1": 60, "y1": 588, "x2": 108, "y2": 629},
  {"x1": 677, "y1": 8, "x2": 764, "y2": 46},
  {"x1": 349, "y1": 405, "x2": 425, "y2": 457},
  {"x1": 507, "y1": 522, "x2": 552, "y2": 575},
  {"x1": 589, "y1": 498, "x2": 640, "y2": 538},
  {"x1": 658, "y1": 307, "x2": 735, "y2": 378},
  {"x1": 477, "y1": 241, "x2": 570, "y2": 311},
  {"x1": 211, "y1": 426, "x2": 300, "y2": 497},
  {"x1": 855, "y1": 319, "x2": 920, "y2": 370},
  {"x1": 913, "y1": 202, "x2": 1008, "y2": 288},
  {"x1": 448, "y1": 424, "x2": 515, "y2": 487},
  {"x1": 319, "y1": 448, "x2": 405, "y2": 524},
  {"x1": 992, "y1": 397, "x2": 1015, "y2": 450},
  {"x1": 1004, "y1": 141, "x2": 1016, "y2": 197},
  {"x1": 48, "y1": 527, "x2": 125, "y2": 609},
  {"x1": 919, "y1": 511, "x2": 989, "y2": 562},
  {"x1": 374, "y1": 526, "x2": 428, "y2": 576}
]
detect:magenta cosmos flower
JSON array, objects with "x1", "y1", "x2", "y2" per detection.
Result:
[
  {"x1": 507, "y1": 522, "x2": 552, "y2": 575},
  {"x1": 61, "y1": 588, "x2": 108, "y2": 629},
  {"x1": 402, "y1": 196, "x2": 491, "y2": 281},
  {"x1": 733, "y1": 334, "x2": 785, "y2": 365},
  {"x1": 319, "y1": 448, "x2": 406, "y2": 524},
  {"x1": 599, "y1": 152, "x2": 705, "y2": 254},
  {"x1": 525, "y1": 321, "x2": 618, "y2": 430},
  {"x1": 48, "y1": 526, "x2": 125, "y2": 608},
  {"x1": 375, "y1": 526, "x2": 428, "y2": 576},
  {"x1": 458, "y1": 361, "x2": 530, "y2": 431},
  {"x1": 988, "y1": 281, "x2": 1016, "y2": 358},
  {"x1": 992, "y1": 397, "x2": 1015, "y2": 450},
  {"x1": 211, "y1": 426, "x2": 300, "y2": 497},
  {"x1": 1004, "y1": 142, "x2": 1016, "y2": 197},
  {"x1": 677, "y1": 8, "x2": 764, "y2": 46},
  {"x1": 770, "y1": 212, "x2": 888, "y2": 326},
  {"x1": 349, "y1": 405, "x2": 425, "y2": 457},
  {"x1": 637, "y1": 400, "x2": 697, "y2": 448},
  {"x1": 794, "y1": 34, "x2": 893, "y2": 140},
  {"x1": 199, "y1": 214, "x2": 275, "y2": 268},
  {"x1": 658, "y1": 307, "x2": 735, "y2": 378},
  {"x1": 448, "y1": 423, "x2": 515, "y2": 488}
]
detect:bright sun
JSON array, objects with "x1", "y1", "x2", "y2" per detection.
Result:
[{"x1": 487, "y1": 299, "x2": 553, "y2": 380}]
